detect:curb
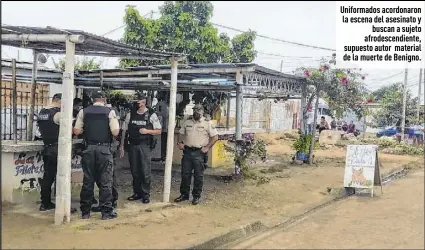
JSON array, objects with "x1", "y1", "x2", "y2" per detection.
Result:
[
  {"x1": 188, "y1": 166, "x2": 409, "y2": 249},
  {"x1": 187, "y1": 221, "x2": 267, "y2": 250}
]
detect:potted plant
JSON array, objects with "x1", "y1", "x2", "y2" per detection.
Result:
[{"x1": 292, "y1": 134, "x2": 312, "y2": 162}]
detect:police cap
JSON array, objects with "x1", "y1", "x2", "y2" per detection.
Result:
[
  {"x1": 193, "y1": 104, "x2": 204, "y2": 113},
  {"x1": 92, "y1": 90, "x2": 106, "y2": 99},
  {"x1": 136, "y1": 93, "x2": 148, "y2": 100},
  {"x1": 52, "y1": 93, "x2": 62, "y2": 100}
]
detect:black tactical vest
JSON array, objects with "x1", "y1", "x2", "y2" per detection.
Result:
[
  {"x1": 128, "y1": 108, "x2": 154, "y2": 145},
  {"x1": 37, "y1": 107, "x2": 60, "y2": 145},
  {"x1": 83, "y1": 105, "x2": 112, "y2": 144}
]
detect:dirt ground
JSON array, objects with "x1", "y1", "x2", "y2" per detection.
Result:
[
  {"x1": 229, "y1": 169, "x2": 425, "y2": 249},
  {"x1": 2, "y1": 134, "x2": 424, "y2": 249}
]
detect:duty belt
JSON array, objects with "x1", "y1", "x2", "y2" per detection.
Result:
[{"x1": 184, "y1": 146, "x2": 202, "y2": 151}]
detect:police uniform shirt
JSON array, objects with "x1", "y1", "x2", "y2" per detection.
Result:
[
  {"x1": 74, "y1": 102, "x2": 120, "y2": 133},
  {"x1": 40, "y1": 105, "x2": 61, "y2": 125},
  {"x1": 179, "y1": 117, "x2": 218, "y2": 148},
  {"x1": 121, "y1": 110, "x2": 162, "y2": 131},
  {"x1": 37, "y1": 105, "x2": 61, "y2": 142}
]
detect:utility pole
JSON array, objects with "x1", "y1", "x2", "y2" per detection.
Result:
[
  {"x1": 280, "y1": 60, "x2": 283, "y2": 72},
  {"x1": 417, "y1": 68, "x2": 423, "y2": 122},
  {"x1": 401, "y1": 68, "x2": 408, "y2": 142}
]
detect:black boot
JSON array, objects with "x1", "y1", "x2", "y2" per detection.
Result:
[
  {"x1": 192, "y1": 197, "x2": 200, "y2": 205},
  {"x1": 92, "y1": 200, "x2": 118, "y2": 212},
  {"x1": 127, "y1": 194, "x2": 142, "y2": 201},
  {"x1": 174, "y1": 195, "x2": 189, "y2": 203},
  {"x1": 101, "y1": 211, "x2": 118, "y2": 220},
  {"x1": 39, "y1": 202, "x2": 55, "y2": 211}
]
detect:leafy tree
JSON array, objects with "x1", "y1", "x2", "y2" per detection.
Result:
[
  {"x1": 119, "y1": 2, "x2": 257, "y2": 67},
  {"x1": 296, "y1": 63, "x2": 367, "y2": 164},
  {"x1": 53, "y1": 57, "x2": 101, "y2": 71},
  {"x1": 297, "y1": 63, "x2": 367, "y2": 121},
  {"x1": 370, "y1": 83, "x2": 420, "y2": 127}
]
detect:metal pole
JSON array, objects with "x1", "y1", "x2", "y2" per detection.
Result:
[
  {"x1": 2, "y1": 34, "x2": 85, "y2": 43},
  {"x1": 417, "y1": 68, "x2": 423, "y2": 122},
  {"x1": 226, "y1": 94, "x2": 231, "y2": 129},
  {"x1": 12, "y1": 59, "x2": 18, "y2": 144},
  {"x1": 55, "y1": 38, "x2": 75, "y2": 225},
  {"x1": 163, "y1": 57, "x2": 178, "y2": 203},
  {"x1": 27, "y1": 51, "x2": 38, "y2": 141},
  {"x1": 401, "y1": 68, "x2": 408, "y2": 142},
  {"x1": 280, "y1": 60, "x2": 283, "y2": 72},
  {"x1": 235, "y1": 72, "x2": 243, "y2": 140}
]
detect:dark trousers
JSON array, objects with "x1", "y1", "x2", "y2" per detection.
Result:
[
  {"x1": 128, "y1": 143, "x2": 152, "y2": 198},
  {"x1": 92, "y1": 152, "x2": 118, "y2": 205},
  {"x1": 40, "y1": 144, "x2": 58, "y2": 205},
  {"x1": 161, "y1": 132, "x2": 168, "y2": 161},
  {"x1": 180, "y1": 148, "x2": 207, "y2": 198},
  {"x1": 80, "y1": 145, "x2": 114, "y2": 215}
]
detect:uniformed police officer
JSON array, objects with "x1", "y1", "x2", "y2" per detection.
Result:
[
  {"x1": 73, "y1": 91, "x2": 120, "y2": 220},
  {"x1": 119, "y1": 94, "x2": 162, "y2": 204},
  {"x1": 174, "y1": 104, "x2": 218, "y2": 205},
  {"x1": 91, "y1": 104, "x2": 120, "y2": 213},
  {"x1": 37, "y1": 93, "x2": 62, "y2": 211}
]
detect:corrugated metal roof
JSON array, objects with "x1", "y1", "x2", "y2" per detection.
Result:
[
  {"x1": 76, "y1": 63, "x2": 305, "y2": 80},
  {"x1": 1, "y1": 59, "x2": 62, "y2": 73},
  {"x1": 1, "y1": 25, "x2": 186, "y2": 60}
]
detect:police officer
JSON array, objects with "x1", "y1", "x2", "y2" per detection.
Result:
[
  {"x1": 37, "y1": 93, "x2": 62, "y2": 211},
  {"x1": 73, "y1": 91, "x2": 120, "y2": 220},
  {"x1": 174, "y1": 104, "x2": 218, "y2": 205},
  {"x1": 91, "y1": 104, "x2": 120, "y2": 212},
  {"x1": 119, "y1": 94, "x2": 162, "y2": 204}
]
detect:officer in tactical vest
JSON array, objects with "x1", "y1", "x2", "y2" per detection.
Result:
[
  {"x1": 37, "y1": 93, "x2": 62, "y2": 211},
  {"x1": 91, "y1": 104, "x2": 119, "y2": 212},
  {"x1": 119, "y1": 94, "x2": 162, "y2": 204},
  {"x1": 175, "y1": 104, "x2": 218, "y2": 205},
  {"x1": 73, "y1": 91, "x2": 120, "y2": 220}
]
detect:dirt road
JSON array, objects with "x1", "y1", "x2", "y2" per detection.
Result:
[
  {"x1": 229, "y1": 169, "x2": 425, "y2": 249},
  {"x1": 2, "y1": 134, "x2": 423, "y2": 249}
]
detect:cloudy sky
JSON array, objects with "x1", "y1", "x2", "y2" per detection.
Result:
[{"x1": 1, "y1": 1, "x2": 423, "y2": 98}]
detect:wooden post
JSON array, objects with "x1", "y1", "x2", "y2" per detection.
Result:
[
  {"x1": 226, "y1": 94, "x2": 231, "y2": 129},
  {"x1": 300, "y1": 83, "x2": 307, "y2": 134},
  {"x1": 12, "y1": 59, "x2": 18, "y2": 144},
  {"x1": 163, "y1": 57, "x2": 178, "y2": 203},
  {"x1": 27, "y1": 50, "x2": 38, "y2": 141},
  {"x1": 100, "y1": 70, "x2": 104, "y2": 89},
  {"x1": 54, "y1": 38, "x2": 75, "y2": 225},
  {"x1": 309, "y1": 91, "x2": 320, "y2": 164},
  {"x1": 235, "y1": 72, "x2": 243, "y2": 140}
]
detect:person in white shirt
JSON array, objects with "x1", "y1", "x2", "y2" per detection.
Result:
[{"x1": 306, "y1": 106, "x2": 314, "y2": 134}]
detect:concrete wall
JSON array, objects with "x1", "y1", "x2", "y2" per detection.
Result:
[{"x1": 1, "y1": 145, "x2": 83, "y2": 203}]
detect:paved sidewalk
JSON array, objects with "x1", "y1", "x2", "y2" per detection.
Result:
[{"x1": 231, "y1": 170, "x2": 425, "y2": 249}]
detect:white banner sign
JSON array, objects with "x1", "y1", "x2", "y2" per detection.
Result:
[{"x1": 343, "y1": 144, "x2": 378, "y2": 189}]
